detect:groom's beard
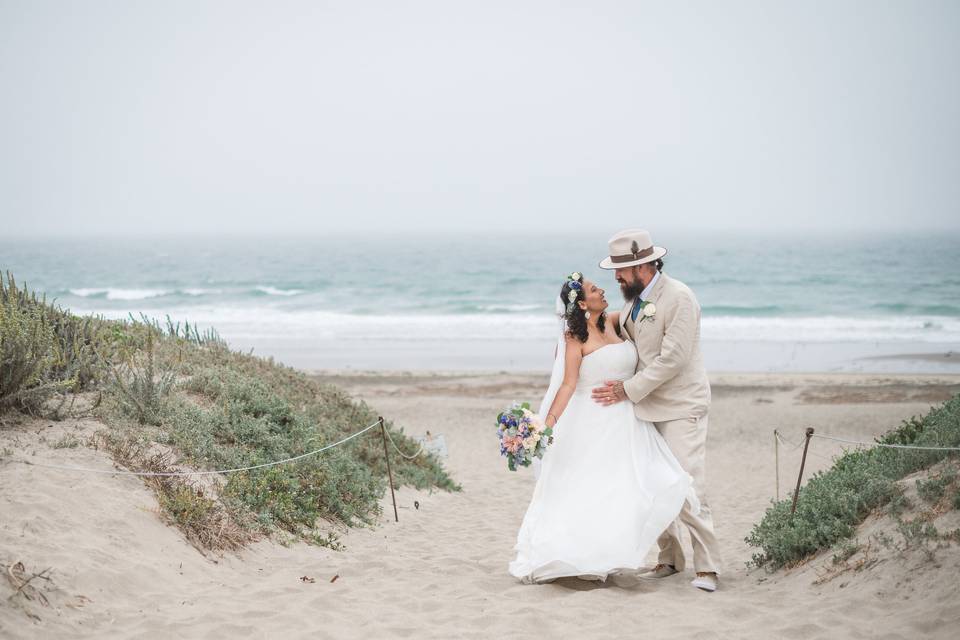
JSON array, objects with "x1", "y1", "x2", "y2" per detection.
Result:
[{"x1": 620, "y1": 280, "x2": 645, "y2": 301}]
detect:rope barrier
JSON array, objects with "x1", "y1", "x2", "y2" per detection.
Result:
[
  {"x1": 5, "y1": 420, "x2": 382, "y2": 477},
  {"x1": 809, "y1": 433, "x2": 960, "y2": 452},
  {"x1": 775, "y1": 431, "x2": 833, "y2": 462},
  {"x1": 772, "y1": 426, "x2": 960, "y2": 506},
  {"x1": 383, "y1": 427, "x2": 425, "y2": 460},
  {"x1": 775, "y1": 431, "x2": 805, "y2": 451},
  {"x1": 775, "y1": 430, "x2": 960, "y2": 453}
]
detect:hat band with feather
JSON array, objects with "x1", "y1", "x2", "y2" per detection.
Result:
[{"x1": 609, "y1": 242, "x2": 655, "y2": 264}]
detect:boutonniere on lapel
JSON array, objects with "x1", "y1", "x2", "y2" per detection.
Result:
[{"x1": 639, "y1": 301, "x2": 656, "y2": 323}]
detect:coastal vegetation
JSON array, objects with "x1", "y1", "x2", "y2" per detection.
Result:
[
  {"x1": 746, "y1": 394, "x2": 960, "y2": 569},
  {"x1": 1, "y1": 272, "x2": 458, "y2": 551}
]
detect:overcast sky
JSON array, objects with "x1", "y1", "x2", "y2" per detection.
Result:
[{"x1": 2, "y1": 1, "x2": 958, "y2": 236}]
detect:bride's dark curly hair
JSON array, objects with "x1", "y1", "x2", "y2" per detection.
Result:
[{"x1": 561, "y1": 278, "x2": 605, "y2": 343}]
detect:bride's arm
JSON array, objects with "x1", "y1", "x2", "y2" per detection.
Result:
[
  {"x1": 544, "y1": 337, "x2": 583, "y2": 429},
  {"x1": 608, "y1": 311, "x2": 621, "y2": 333}
]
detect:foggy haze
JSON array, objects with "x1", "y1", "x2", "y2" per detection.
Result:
[{"x1": 2, "y1": 1, "x2": 958, "y2": 237}]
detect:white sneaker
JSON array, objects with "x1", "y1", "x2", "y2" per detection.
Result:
[
  {"x1": 691, "y1": 573, "x2": 718, "y2": 592},
  {"x1": 638, "y1": 564, "x2": 679, "y2": 580}
]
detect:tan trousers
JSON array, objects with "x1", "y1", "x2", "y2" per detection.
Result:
[{"x1": 653, "y1": 414, "x2": 722, "y2": 575}]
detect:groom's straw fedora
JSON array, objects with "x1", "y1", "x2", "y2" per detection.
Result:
[{"x1": 599, "y1": 229, "x2": 667, "y2": 270}]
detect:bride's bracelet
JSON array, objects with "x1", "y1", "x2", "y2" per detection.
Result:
[{"x1": 547, "y1": 413, "x2": 558, "y2": 426}]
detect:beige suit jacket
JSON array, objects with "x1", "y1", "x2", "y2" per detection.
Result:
[{"x1": 619, "y1": 273, "x2": 711, "y2": 422}]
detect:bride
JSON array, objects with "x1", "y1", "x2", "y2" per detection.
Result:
[{"x1": 509, "y1": 272, "x2": 698, "y2": 584}]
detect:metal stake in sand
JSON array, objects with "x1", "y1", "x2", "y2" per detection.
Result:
[
  {"x1": 790, "y1": 427, "x2": 815, "y2": 516},
  {"x1": 774, "y1": 429, "x2": 780, "y2": 501},
  {"x1": 379, "y1": 416, "x2": 399, "y2": 523}
]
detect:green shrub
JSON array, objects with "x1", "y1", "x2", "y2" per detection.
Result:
[
  {"x1": 746, "y1": 395, "x2": 960, "y2": 569},
  {"x1": 182, "y1": 361, "x2": 459, "y2": 492},
  {"x1": 896, "y1": 519, "x2": 941, "y2": 560},
  {"x1": 160, "y1": 485, "x2": 219, "y2": 531},
  {"x1": 164, "y1": 363, "x2": 439, "y2": 534},
  {"x1": 0, "y1": 272, "x2": 65, "y2": 412},
  {"x1": 897, "y1": 519, "x2": 939, "y2": 546},
  {"x1": 886, "y1": 491, "x2": 910, "y2": 518},
  {"x1": 109, "y1": 331, "x2": 176, "y2": 426},
  {"x1": 48, "y1": 313, "x2": 113, "y2": 391},
  {"x1": 831, "y1": 539, "x2": 860, "y2": 565},
  {"x1": 0, "y1": 272, "x2": 118, "y2": 413},
  {"x1": 916, "y1": 469, "x2": 955, "y2": 504},
  {"x1": 52, "y1": 434, "x2": 81, "y2": 449},
  {"x1": 1, "y1": 272, "x2": 458, "y2": 549},
  {"x1": 146, "y1": 359, "x2": 456, "y2": 544},
  {"x1": 133, "y1": 312, "x2": 225, "y2": 347}
]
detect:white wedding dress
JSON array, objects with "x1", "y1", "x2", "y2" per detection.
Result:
[{"x1": 509, "y1": 340, "x2": 698, "y2": 583}]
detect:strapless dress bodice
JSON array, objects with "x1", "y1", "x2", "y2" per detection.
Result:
[{"x1": 575, "y1": 341, "x2": 637, "y2": 391}]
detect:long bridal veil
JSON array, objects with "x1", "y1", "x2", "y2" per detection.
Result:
[
  {"x1": 537, "y1": 296, "x2": 567, "y2": 419},
  {"x1": 532, "y1": 297, "x2": 566, "y2": 479}
]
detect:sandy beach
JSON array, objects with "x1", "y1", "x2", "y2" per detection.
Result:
[{"x1": 2, "y1": 370, "x2": 960, "y2": 639}]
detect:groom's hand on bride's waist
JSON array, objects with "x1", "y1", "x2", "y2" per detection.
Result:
[{"x1": 592, "y1": 380, "x2": 627, "y2": 406}]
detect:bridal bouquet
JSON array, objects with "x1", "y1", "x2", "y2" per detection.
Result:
[{"x1": 496, "y1": 402, "x2": 553, "y2": 471}]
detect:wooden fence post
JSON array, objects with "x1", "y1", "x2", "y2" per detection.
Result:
[
  {"x1": 791, "y1": 427, "x2": 815, "y2": 516},
  {"x1": 379, "y1": 417, "x2": 399, "y2": 523}
]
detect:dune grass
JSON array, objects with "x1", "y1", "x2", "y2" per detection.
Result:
[
  {"x1": 746, "y1": 394, "x2": 960, "y2": 569},
  {"x1": 1, "y1": 271, "x2": 458, "y2": 550}
]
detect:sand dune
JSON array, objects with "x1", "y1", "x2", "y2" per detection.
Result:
[{"x1": 2, "y1": 372, "x2": 959, "y2": 639}]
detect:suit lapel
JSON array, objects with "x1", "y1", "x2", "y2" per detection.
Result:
[
  {"x1": 620, "y1": 298, "x2": 633, "y2": 338},
  {"x1": 633, "y1": 274, "x2": 667, "y2": 335},
  {"x1": 647, "y1": 273, "x2": 668, "y2": 305}
]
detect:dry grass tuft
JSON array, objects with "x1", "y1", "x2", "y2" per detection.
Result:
[{"x1": 94, "y1": 431, "x2": 256, "y2": 553}]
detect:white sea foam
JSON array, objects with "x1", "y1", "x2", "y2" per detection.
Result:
[
  {"x1": 108, "y1": 289, "x2": 171, "y2": 301},
  {"x1": 71, "y1": 306, "x2": 960, "y2": 344},
  {"x1": 255, "y1": 286, "x2": 304, "y2": 296},
  {"x1": 70, "y1": 288, "x2": 170, "y2": 301},
  {"x1": 182, "y1": 288, "x2": 223, "y2": 296},
  {"x1": 69, "y1": 288, "x2": 108, "y2": 297},
  {"x1": 478, "y1": 304, "x2": 542, "y2": 312},
  {"x1": 701, "y1": 315, "x2": 960, "y2": 343}
]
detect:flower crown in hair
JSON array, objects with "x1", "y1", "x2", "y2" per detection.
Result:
[{"x1": 565, "y1": 272, "x2": 583, "y2": 315}]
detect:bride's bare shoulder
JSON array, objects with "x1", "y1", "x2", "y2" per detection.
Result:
[{"x1": 563, "y1": 333, "x2": 585, "y2": 357}]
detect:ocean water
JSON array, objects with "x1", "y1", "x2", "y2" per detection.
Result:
[{"x1": 2, "y1": 232, "x2": 959, "y2": 372}]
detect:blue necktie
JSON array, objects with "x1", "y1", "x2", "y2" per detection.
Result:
[{"x1": 631, "y1": 298, "x2": 643, "y2": 322}]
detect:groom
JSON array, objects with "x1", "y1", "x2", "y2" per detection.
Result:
[{"x1": 591, "y1": 229, "x2": 722, "y2": 592}]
